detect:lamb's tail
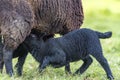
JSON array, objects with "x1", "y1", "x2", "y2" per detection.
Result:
[{"x1": 95, "y1": 31, "x2": 112, "y2": 39}]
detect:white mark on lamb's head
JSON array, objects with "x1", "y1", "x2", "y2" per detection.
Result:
[
  {"x1": 25, "y1": 34, "x2": 38, "y2": 44},
  {"x1": 24, "y1": 33, "x2": 46, "y2": 47},
  {"x1": 29, "y1": 32, "x2": 47, "y2": 42}
]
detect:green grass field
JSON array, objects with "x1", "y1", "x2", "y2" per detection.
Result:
[{"x1": 0, "y1": 0, "x2": 120, "y2": 80}]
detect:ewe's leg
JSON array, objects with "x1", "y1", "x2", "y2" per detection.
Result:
[
  {"x1": 0, "y1": 61, "x2": 4, "y2": 73},
  {"x1": 75, "y1": 56, "x2": 93, "y2": 74},
  {"x1": 0, "y1": 45, "x2": 4, "y2": 73},
  {"x1": 3, "y1": 46, "x2": 13, "y2": 76},
  {"x1": 0, "y1": 48, "x2": 4, "y2": 73},
  {"x1": 0, "y1": 54, "x2": 4, "y2": 73},
  {"x1": 0, "y1": 35, "x2": 4, "y2": 73},
  {"x1": 91, "y1": 52, "x2": 114, "y2": 80}
]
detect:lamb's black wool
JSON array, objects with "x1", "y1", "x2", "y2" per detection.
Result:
[{"x1": 24, "y1": 28, "x2": 114, "y2": 80}]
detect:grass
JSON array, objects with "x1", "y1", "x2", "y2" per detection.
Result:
[{"x1": 0, "y1": 0, "x2": 120, "y2": 80}]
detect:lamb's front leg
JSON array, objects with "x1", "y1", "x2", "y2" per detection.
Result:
[
  {"x1": 65, "y1": 62, "x2": 71, "y2": 74},
  {"x1": 15, "y1": 52, "x2": 28, "y2": 76},
  {"x1": 39, "y1": 56, "x2": 50, "y2": 72},
  {"x1": 39, "y1": 50, "x2": 66, "y2": 72},
  {"x1": 3, "y1": 46, "x2": 13, "y2": 76},
  {"x1": 75, "y1": 56, "x2": 93, "y2": 74}
]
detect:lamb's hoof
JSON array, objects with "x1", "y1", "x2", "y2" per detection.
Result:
[
  {"x1": 39, "y1": 68, "x2": 44, "y2": 73},
  {"x1": 65, "y1": 71, "x2": 72, "y2": 75},
  {"x1": 108, "y1": 75, "x2": 114, "y2": 80},
  {"x1": 73, "y1": 72, "x2": 81, "y2": 76},
  {"x1": 16, "y1": 72, "x2": 22, "y2": 76},
  {"x1": 8, "y1": 71, "x2": 14, "y2": 77},
  {"x1": 14, "y1": 63, "x2": 18, "y2": 68}
]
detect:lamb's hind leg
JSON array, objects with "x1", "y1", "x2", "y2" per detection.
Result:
[
  {"x1": 91, "y1": 52, "x2": 114, "y2": 80},
  {"x1": 75, "y1": 56, "x2": 93, "y2": 74}
]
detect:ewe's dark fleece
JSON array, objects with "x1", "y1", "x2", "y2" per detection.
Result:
[
  {"x1": 24, "y1": 28, "x2": 114, "y2": 80},
  {"x1": 27, "y1": 0, "x2": 84, "y2": 35},
  {"x1": 0, "y1": 0, "x2": 83, "y2": 76}
]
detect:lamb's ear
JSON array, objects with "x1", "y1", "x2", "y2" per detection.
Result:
[
  {"x1": 43, "y1": 34, "x2": 54, "y2": 41},
  {"x1": 30, "y1": 34, "x2": 37, "y2": 38},
  {"x1": 40, "y1": 33, "x2": 47, "y2": 38},
  {"x1": 38, "y1": 33, "x2": 47, "y2": 42}
]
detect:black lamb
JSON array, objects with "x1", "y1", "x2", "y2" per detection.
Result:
[{"x1": 24, "y1": 28, "x2": 114, "y2": 80}]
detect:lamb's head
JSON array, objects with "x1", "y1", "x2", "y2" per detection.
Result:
[
  {"x1": 24, "y1": 33, "x2": 46, "y2": 51},
  {"x1": 24, "y1": 34, "x2": 39, "y2": 46}
]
